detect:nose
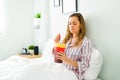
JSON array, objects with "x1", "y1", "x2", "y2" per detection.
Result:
[
  {"x1": 69, "y1": 25, "x2": 74, "y2": 30},
  {"x1": 69, "y1": 24, "x2": 74, "y2": 29}
]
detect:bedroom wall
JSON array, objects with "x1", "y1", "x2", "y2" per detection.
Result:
[
  {"x1": 33, "y1": 0, "x2": 49, "y2": 52},
  {"x1": 49, "y1": 0, "x2": 120, "y2": 80},
  {"x1": 79, "y1": 0, "x2": 120, "y2": 80},
  {"x1": 0, "y1": 0, "x2": 34, "y2": 60},
  {"x1": 49, "y1": 0, "x2": 69, "y2": 41}
]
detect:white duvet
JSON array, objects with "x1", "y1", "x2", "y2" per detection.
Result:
[
  {"x1": 0, "y1": 55, "x2": 77, "y2": 80},
  {"x1": 0, "y1": 38, "x2": 77, "y2": 80},
  {"x1": 0, "y1": 39, "x2": 103, "y2": 80}
]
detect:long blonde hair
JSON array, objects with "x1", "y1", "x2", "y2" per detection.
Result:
[{"x1": 62, "y1": 13, "x2": 86, "y2": 46}]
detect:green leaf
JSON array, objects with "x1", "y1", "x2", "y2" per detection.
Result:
[
  {"x1": 35, "y1": 13, "x2": 41, "y2": 18},
  {"x1": 28, "y1": 45, "x2": 34, "y2": 50}
]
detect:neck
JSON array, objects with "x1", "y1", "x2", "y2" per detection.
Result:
[{"x1": 72, "y1": 34, "x2": 78, "y2": 39}]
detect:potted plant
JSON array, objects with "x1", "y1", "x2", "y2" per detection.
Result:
[
  {"x1": 34, "y1": 12, "x2": 41, "y2": 29},
  {"x1": 28, "y1": 45, "x2": 34, "y2": 54},
  {"x1": 35, "y1": 12, "x2": 41, "y2": 18}
]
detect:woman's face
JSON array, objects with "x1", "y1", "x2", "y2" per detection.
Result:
[{"x1": 68, "y1": 16, "x2": 80, "y2": 35}]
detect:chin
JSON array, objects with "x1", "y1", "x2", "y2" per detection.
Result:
[{"x1": 70, "y1": 31, "x2": 74, "y2": 33}]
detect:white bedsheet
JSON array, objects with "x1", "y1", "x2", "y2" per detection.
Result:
[
  {"x1": 0, "y1": 39, "x2": 103, "y2": 80},
  {"x1": 0, "y1": 55, "x2": 77, "y2": 80}
]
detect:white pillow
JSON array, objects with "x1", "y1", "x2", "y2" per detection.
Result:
[
  {"x1": 40, "y1": 39, "x2": 54, "y2": 62},
  {"x1": 84, "y1": 48, "x2": 103, "y2": 80}
]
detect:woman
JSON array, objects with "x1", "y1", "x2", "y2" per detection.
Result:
[{"x1": 53, "y1": 13, "x2": 93, "y2": 80}]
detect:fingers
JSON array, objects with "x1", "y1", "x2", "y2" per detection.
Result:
[
  {"x1": 54, "y1": 34, "x2": 61, "y2": 43},
  {"x1": 56, "y1": 52, "x2": 64, "y2": 56},
  {"x1": 55, "y1": 52, "x2": 68, "y2": 63},
  {"x1": 56, "y1": 52, "x2": 62, "y2": 57},
  {"x1": 55, "y1": 55, "x2": 61, "y2": 59},
  {"x1": 55, "y1": 52, "x2": 64, "y2": 60}
]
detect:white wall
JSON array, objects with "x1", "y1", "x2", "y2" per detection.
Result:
[
  {"x1": 0, "y1": 0, "x2": 34, "y2": 60},
  {"x1": 33, "y1": 0, "x2": 49, "y2": 52},
  {"x1": 79, "y1": 0, "x2": 120, "y2": 80},
  {"x1": 48, "y1": 0, "x2": 120, "y2": 80},
  {"x1": 49, "y1": 0, "x2": 69, "y2": 41}
]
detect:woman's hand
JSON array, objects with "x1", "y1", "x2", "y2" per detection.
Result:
[
  {"x1": 56, "y1": 51, "x2": 78, "y2": 69},
  {"x1": 55, "y1": 51, "x2": 68, "y2": 63},
  {"x1": 54, "y1": 34, "x2": 61, "y2": 43}
]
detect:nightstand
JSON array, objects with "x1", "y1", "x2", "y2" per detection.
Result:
[{"x1": 19, "y1": 54, "x2": 42, "y2": 59}]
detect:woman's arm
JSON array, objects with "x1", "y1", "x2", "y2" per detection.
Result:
[
  {"x1": 64, "y1": 57, "x2": 78, "y2": 69},
  {"x1": 52, "y1": 33, "x2": 61, "y2": 55},
  {"x1": 77, "y1": 38, "x2": 93, "y2": 74},
  {"x1": 56, "y1": 51, "x2": 78, "y2": 69}
]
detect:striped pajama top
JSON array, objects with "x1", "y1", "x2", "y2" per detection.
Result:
[{"x1": 63, "y1": 36, "x2": 93, "y2": 80}]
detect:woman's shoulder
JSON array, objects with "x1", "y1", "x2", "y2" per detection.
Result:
[
  {"x1": 82, "y1": 36, "x2": 92, "y2": 46},
  {"x1": 83, "y1": 36, "x2": 91, "y2": 42}
]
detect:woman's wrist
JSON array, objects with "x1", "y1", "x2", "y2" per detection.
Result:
[
  {"x1": 64, "y1": 58, "x2": 78, "y2": 69},
  {"x1": 64, "y1": 58, "x2": 70, "y2": 64}
]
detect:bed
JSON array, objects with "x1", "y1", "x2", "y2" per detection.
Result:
[
  {"x1": 0, "y1": 56, "x2": 77, "y2": 80},
  {"x1": 0, "y1": 39, "x2": 103, "y2": 80}
]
